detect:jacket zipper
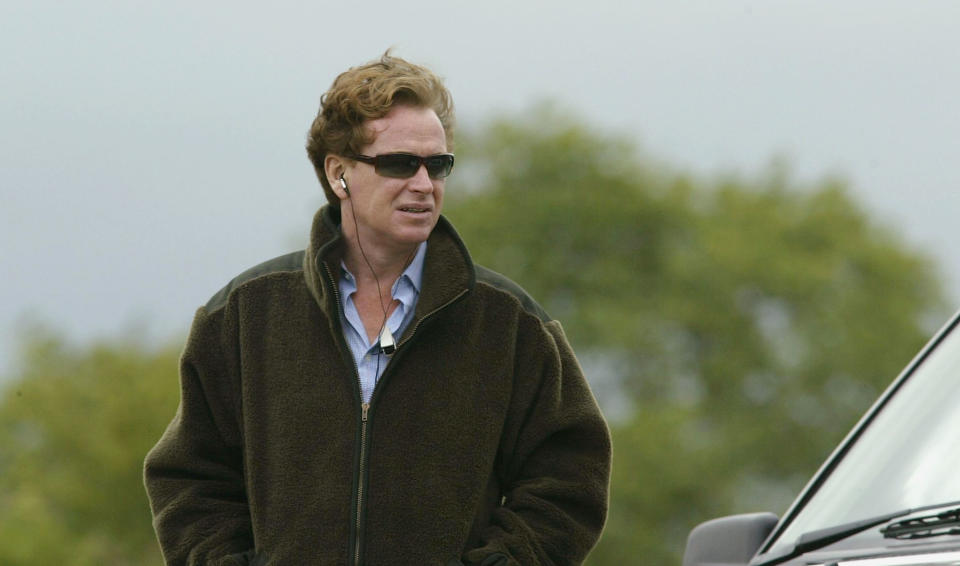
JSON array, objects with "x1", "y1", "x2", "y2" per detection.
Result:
[
  {"x1": 322, "y1": 259, "x2": 470, "y2": 566},
  {"x1": 355, "y1": 402, "x2": 370, "y2": 566},
  {"x1": 321, "y1": 262, "x2": 370, "y2": 566}
]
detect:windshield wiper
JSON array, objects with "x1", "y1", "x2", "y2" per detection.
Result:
[
  {"x1": 755, "y1": 502, "x2": 960, "y2": 566},
  {"x1": 753, "y1": 510, "x2": 910, "y2": 566},
  {"x1": 882, "y1": 507, "x2": 960, "y2": 540}
]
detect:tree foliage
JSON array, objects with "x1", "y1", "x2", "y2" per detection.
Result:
[
  {"x1": 0, "y1": 329, "x2": 178, "y2": 566},
  {"x1": 0, "y1": 104, "x2": 949, "y2": 565}
]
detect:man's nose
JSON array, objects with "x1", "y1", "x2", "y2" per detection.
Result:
[{"x1": 408, "y1": 164, "x2": 434, "y2": 192}]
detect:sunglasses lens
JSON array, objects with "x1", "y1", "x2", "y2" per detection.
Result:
[
  {"x1": 424, "y1": 155, "x2": 454, "y2": 179},
  {"x1": 376, "y1": 154, "x2": 422, "y2": 178}
]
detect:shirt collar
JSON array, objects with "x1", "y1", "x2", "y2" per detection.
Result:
[
  {"x1": 399, "y1": 241, "x2": 427, "y2": 294},
  {"x1": 340, "y1": 241, "x2": 428, "y2": 298}
]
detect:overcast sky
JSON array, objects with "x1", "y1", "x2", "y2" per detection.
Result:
[{"x1": 2, "y1": 0, "x2": 959, "y2": 374}]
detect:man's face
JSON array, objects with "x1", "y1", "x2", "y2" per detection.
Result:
[{"x1": 344, "y1": 104, "x2": 448, "y2": 254}]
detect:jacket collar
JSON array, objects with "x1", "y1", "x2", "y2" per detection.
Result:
[{"x1": 303, "y1": 205, "x2": 475, "y2": 324}]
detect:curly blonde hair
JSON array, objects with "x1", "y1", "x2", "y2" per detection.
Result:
[{"x1": 305, "y1": 51, "x2": 455, "y2": 205}]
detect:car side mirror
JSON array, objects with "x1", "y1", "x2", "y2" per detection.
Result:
[{"x1": 683, "y1": 512, "x2": 779, "y2": 566}]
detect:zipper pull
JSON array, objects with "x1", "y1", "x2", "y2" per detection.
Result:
[{"x1": 361, "y1": 402, "x2": 370, "y2": 422}]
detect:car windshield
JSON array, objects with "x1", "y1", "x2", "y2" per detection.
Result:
[{"x1": 766, "y1": 316, "x2": 960, "y2": 556}]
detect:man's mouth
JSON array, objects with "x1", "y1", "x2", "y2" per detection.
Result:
[{"x1": 399, "y1": 207, "x2": 430, "y2": 213}]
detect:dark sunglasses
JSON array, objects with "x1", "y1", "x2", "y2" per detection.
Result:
[{"x1": 347, "y1": 152, "x2": 455, "y2": 180}]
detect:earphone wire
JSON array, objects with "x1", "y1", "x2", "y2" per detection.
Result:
[{"x1": 345, "y1": 183, "x2": 416, "y2": 356}]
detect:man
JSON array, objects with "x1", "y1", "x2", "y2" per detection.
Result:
[{"x1": 144, "y1": 52, "x2": 611, "y2": 566}]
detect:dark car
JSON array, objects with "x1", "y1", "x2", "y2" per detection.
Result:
[{"x1": 683, "y1": 310, "x2": 960, "y2": 566}]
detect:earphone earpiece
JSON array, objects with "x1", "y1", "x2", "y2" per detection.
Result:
[{"x1": 339, "y1": 174, "x2": 349, "y2": 195}]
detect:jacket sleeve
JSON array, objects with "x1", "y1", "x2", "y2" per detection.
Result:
[
  {"x1": 464, "y1": 319, "x2": 612, "y2": 566},
  {"x1": 144, "y1": 306, "x2": 254, "y2": 566}
]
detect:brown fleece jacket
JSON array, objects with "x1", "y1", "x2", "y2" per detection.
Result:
[{"x1": 144, "y1": 206, "x2": 611, "y2": 566}]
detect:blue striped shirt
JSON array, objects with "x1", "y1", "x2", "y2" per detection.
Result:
[{"x1": 338, "y1": 242, "x2": 427, "y2": 403}]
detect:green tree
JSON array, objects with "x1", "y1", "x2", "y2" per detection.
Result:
[
  {"x1": 0, "y1": 328, "x2": 178, "y2": 565},
  {"x1": 446, "y1": 106, "x2": 948, "y2": 564}
]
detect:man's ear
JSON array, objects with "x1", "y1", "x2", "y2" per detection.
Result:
[{"x1": 324, "y1": 154, "x2": 349, "y2": 199}]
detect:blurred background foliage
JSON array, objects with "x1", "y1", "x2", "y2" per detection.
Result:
[{"x1": 0, "y1": 106, "x2": 949, "y2": 565}]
